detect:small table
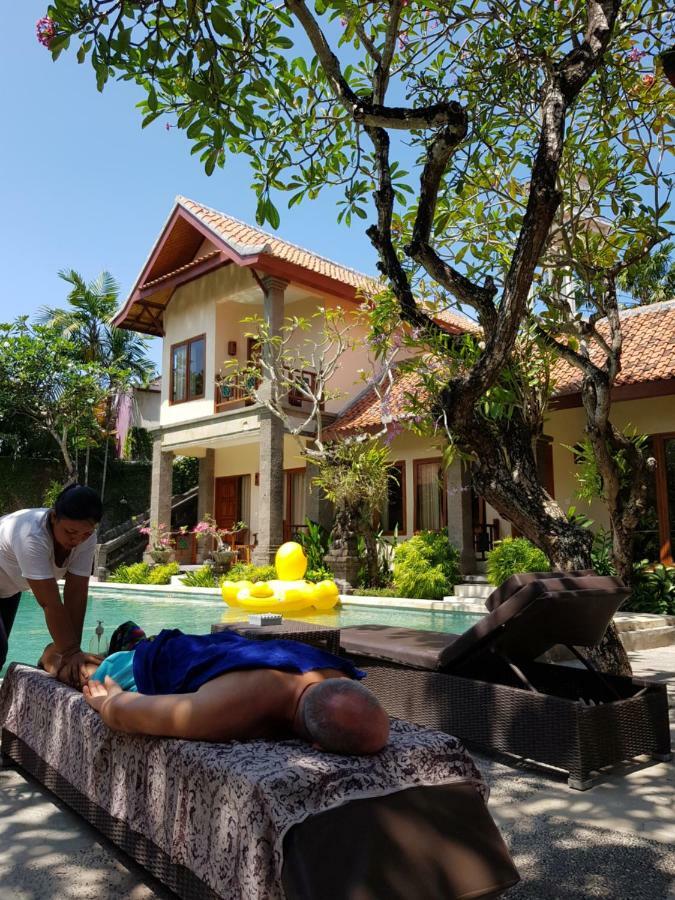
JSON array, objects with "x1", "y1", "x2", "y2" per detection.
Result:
[{"x1": 211, "y1": 619, "x2": 341, "y2": 656}]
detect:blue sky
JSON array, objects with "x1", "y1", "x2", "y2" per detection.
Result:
[{"x1": 0, "y1": 4, "x2": 380, "y2": 369}]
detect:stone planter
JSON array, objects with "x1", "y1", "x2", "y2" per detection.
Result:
[
  {"x1": 149, "y1": 549, "x2": 174, "y2": 565},
  {"x1": 209, "y1": 548, "x2": 236, "y2": 574}
]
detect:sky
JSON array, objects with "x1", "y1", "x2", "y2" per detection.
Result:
[{"x1": 0, "y1": 4, "x2": 380, "y2": 370}]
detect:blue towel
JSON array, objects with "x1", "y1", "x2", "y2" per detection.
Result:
[
  {"x1": 91, "y1": 651, "x2": 138, "y2": 692},
  {"x1": 132, "y1": 628, "x2": 365, "y2": 695}
]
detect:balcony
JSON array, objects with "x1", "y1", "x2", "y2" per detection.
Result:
[{"x1": 214, "y1": 376, "x2": 259, "y2": 413}]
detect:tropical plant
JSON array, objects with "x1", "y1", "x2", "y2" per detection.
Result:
[
  {"x1": 108, "y1": 561, "x2": 179, "y2": 585},
  {"x1": 627, "y1": 563, "x2": 675, "y2": 615},
  {"x1": 0, "y1": 319, "x2": 105, "y2": 481},
  {"x1": 180, "y1": 565, "x2": 220, "y2": 588},
  {"x1": 295, "y1": 519, "x2": 330, "y2": 572},
  {"x1": 392, "y1": 532, "x2": 461, "y2": 600},
  {"x1": 138, "y1": 522, "x2": 175, "y2": 552},
  {"x1": 37, "y1": 269, "x2": 155, "y2": 496},
  {"x1": 227, "y1": 563, "x2": 277, "y2": 583},
  {"x1": 313, "y1": 438, "x2": 394, "y2": 584},
  {"x1": 486, "y1": 538, "x2": 551, "y2": 587},
  {"x1": 193, "y1": 514, "x2": 247, "y2": 552}
]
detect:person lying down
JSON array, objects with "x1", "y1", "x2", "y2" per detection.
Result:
[{"x1": 39, "y1": 623, "x2": 390, "y2": 756}]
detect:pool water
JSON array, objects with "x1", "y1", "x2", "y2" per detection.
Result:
[{"x1": 1, "y1": 589, "x2": 481, "y2": 676}]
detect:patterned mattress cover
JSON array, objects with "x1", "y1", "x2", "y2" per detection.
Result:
[{"x1": 0, "y1": 663, "x2": 488, "y2": 900}]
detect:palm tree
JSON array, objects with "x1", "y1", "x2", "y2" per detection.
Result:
[{"x1": 38, "y1": 269, "x2": 156, "y2": 499}]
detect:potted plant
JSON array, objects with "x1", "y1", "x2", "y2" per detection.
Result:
[
  {"x1": 192, "y1": 515, "x2": 247, "y2": 568},
  {"x1": 139, "y1": 522, "x2": 175, "y2": 564}
]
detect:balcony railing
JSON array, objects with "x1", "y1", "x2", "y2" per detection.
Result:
[{"x1": 214, "y1": 377, "x2": 258, "y2": 412}]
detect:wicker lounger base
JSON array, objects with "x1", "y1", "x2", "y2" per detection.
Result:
[
  {"x1": 1, "y1": 728, "x2": 519, "y2": 900},
  {"x1": 349, "y1": 658, "x2": 672, "y2": 790}
]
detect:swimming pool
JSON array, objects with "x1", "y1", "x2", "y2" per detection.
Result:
[{"x1": 0, "y1": 589, "x2": 482, "y2": 676}]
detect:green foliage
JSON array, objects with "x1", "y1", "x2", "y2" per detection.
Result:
[
  {"x1": 227, "y1": 563, "x2": 277, "y2": 583},
  {"x1": 180, "y1": 565, "x2": 220, "y2": 588},
  {"x1": 313, "y1": 440, "x2": 392, "y2": 517},
  {"x1": 486, "y1": 538, "x2": 551, "y2": 586},
  {"x1": 567, "y1": 433, "x2": 648, "y2": 504},
  {"x1": 354, "y1": 585, "x2": 399, "y2": 597},
  {"x1": 123, "y1": 426, "x2": 152, "y2": 461},
  {"x1": 42, "y1": 480, "x2": 65, "y2": 509},
  {"x1": 305, "y1": 566, "x2": 335, "y2": 584},
  {"x1": 627, "y1": 563, "x2": 675, "y2": 615},
  {"x1": 172, "y1": 456, "x2": 199, "y2": 494},
  {"x1": 295, "y1": 519, "x2": 330, "y2": 572},
  {"x1": 590, "y1": 529, "x2": 617, "y2": 576},
  {"x1": 108, "y1": 561, "x2": 179, "y2": 584},
  {"x1": 392, "y1": 532, "x2": 461, "y2": 600},
  {"x1": 0, "y1": 318, "x2": 107, "y2": 478},
  {"x1": 148, "y1": 562, "x2": 180, "y2": 584}
]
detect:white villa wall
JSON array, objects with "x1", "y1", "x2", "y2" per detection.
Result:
[{"x1": 546, "y1": 395, "x2": 675, "y2": 529}]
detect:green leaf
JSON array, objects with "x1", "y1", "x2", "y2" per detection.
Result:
[{"x1": 211, "y1": 7, "x2": 240, "y2": 42}]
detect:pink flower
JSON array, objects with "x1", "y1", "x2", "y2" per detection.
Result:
[
  {"x1": 628, "y1": 48, "x2": 646, "y2": 63},
  {"x1": 641, "y1": 74, "x2": 655, "y2": 88},
  {"x1": 36, "y1": 16, "x2": 56, "y2": 48}
]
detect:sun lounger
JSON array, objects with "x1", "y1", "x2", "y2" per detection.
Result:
[
  {"x1": 0, "y1": 663, "x2": 519, "y2": 900},
  {"x1": 340, "y1": 575, "x2": 672, "y2": 790}
]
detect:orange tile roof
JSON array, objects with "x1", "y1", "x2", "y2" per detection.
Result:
[
  {"x1": 177, "y1": 196, "x2": 379, "y2": 295},
  {"x1": 331, "y1": 301, "x2": 675, "y2": 437},
  {"x1": 328, "y1": 367, "x2": 429, "y2": 438},
  {"x1": 553, "y1": 300, "x2": 675, "y2": 395}
]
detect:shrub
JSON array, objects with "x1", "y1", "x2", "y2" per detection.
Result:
[
  {"x1": 227, "y1": 563, "x2": 277, "y2": 582},
  {"x1": 108, "y1": 561, "x2": 179, "y2": 585},
  {"x1": 108, "y1": 562, "x2": 152, "y2": 583},
  {"x1": 486, "y1": 537, "x2": 550, "y2": 586},
  {"x1": 180, "y1": 565, "x2": 220, "y2": 588},
  {"x1": 392, "y1": 531, "x2": 461, "y2": 600},
  {"x1": 305, "y1": 566, "x2": 335, "y2": 583},
  {"x1": 147, "y1": 562, "x2": 180, "y2": 585},
  {"x1": 354, "y1": 585, "x2": 399, "y2": 597},
  {"x1": 625, "y1": 563, "x2": 675, "y2": 615}
]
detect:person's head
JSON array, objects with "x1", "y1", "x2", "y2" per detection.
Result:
[
  {"x1": 297, "y1": 678, "x2": 390, "y2": 755},
  {"x1": 50, "y1": 484, "x2": 103, "y2": 550}
]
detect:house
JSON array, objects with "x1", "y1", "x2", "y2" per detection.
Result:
[
  {"x1": 115, "y1": 377, "x2": 162, "y2": 458},
  {"x1": 112, "y1": 197, "x2": 675, "y2": 573},
  {"x1": 547, "y1": 300, "x2": 675, "y2": 565}
]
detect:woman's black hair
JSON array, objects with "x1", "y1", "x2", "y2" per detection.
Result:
[{"x1": 53, "y1": 484, "x2": 103, "y2": 523}]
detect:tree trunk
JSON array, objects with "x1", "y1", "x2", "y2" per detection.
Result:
[
  {"x1": 462, "y1": 412, "x2": 633, "y2": 676},
  {"x1": 84, "y1": 446, "x2": 90, "y2": 486}
]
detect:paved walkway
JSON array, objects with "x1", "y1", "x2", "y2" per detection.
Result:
[{"x1": 1, "y1": 647, "x2": 674, "y2": 899}]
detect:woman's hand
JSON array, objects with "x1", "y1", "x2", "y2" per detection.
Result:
[
  {"x1": 57, "y1": 650, "x2": 104, "y2": 688},
  {"x1": 83, "y1": 676, "x2": 123, "y2": 714}
]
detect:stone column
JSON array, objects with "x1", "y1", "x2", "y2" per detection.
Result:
[
  {"x1": 446, "y1": 459, "x2": 475, "y2": 575},
  {"x1": 252, "y1": 276, "x2": 287, "y2": 566},
  {"x1": 146, "y1": 432, "x2": 173, "y2": 562},
  {"x1": 198, "y1": 449, "x2": 215, "y2": 520}
]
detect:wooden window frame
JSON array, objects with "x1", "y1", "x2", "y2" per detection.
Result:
[
  {"x1": 379, "y1": 460, "x2": 407, "y2": 536},
  {"x1": 649, "y1": 431, "x2": 675, "y2": 564},
  {"x1": 283, "y1": 466, "x2": 306, "y2": 542},
  {"x1": 412, "y1": 457, "x2": 447, "y2": 533},
  {"x1": 169, "y1": 333, "x2": 206, "y2": 405}
]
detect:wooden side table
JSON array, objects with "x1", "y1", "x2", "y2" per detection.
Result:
[{"x1": 211, "y1": 619, "x2": 341, "y2": 656}]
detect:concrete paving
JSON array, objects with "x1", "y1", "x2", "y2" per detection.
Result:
[{"x1": 0, "y1": 646, "x2": 673, "y2": 899}]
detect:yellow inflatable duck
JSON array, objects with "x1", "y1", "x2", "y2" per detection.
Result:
[{"x1": 221, "y1": 542, "x2": 340, "y2": 613}]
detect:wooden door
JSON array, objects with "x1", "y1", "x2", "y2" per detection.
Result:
[{"x1": 215, "y1": 477, "x2": 239, "y2": 531}]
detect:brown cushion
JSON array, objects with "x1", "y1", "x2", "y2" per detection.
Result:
[
  {"x1": 440, "y1": 581, "x2": 630, "y2": 668},
  {"x1": 485, "y1": 570, "x2": 596, "y2": 611},
  {"x1": 340, "y1": 625, "x2": 458, "y2": 670},
  {"x1": 282, "y1": 782, "x2": 520, "y2": 900}
]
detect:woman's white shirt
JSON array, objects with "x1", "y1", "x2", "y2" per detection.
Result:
[{"x1": 0, "y1": 508, "x2": 96, "y2": 598}]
